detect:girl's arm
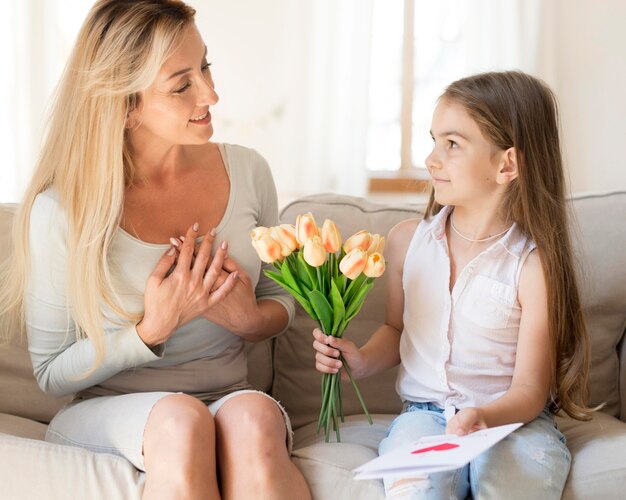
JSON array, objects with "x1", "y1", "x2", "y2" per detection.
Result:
[
  {"x1": 447, "y1": 250, "x2": 552, "y2": 434},
  {"x1": 312, "y1": 218, "x2": 419, "y2": 380}
]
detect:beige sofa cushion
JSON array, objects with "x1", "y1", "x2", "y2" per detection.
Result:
[
  {"x1": 570, "y1": 192, "x2": 626, "y2": 416},
  {"x1": 557, "y1": 411, "x2": 626, "y2": 498},
  {"x1": 0, "y1": 205, "x2": 72, "y2": 423},
  {"x1": 274, "y1": 194, "x2": 423, "y2": 428},
  {"x1": 0, "y1": 432, "x2": 145, "y2": 499}
]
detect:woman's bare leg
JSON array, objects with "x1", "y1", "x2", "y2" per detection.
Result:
[
  {"x1": 142, "y1": 394, "x2": 220, "y2": 500},
  {"x1": 215, "y1": 394, "x2": 310, "y2": 500}
]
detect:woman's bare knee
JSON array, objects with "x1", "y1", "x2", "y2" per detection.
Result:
[{"x1": 144, "y1": 394, "x2": 214, "y2": 455}]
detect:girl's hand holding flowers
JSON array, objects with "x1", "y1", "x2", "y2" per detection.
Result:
[{"x1": 250, "y1": 212, "x2": 386, "y2": 441}]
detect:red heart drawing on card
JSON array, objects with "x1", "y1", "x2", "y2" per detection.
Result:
[{"x1": 411, "y1": 442, "x2": 460, "y2": 454}]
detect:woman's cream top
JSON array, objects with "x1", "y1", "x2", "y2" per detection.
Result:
[{"x1": 25, "y1": 144, "x2": 294, "y2": 402}]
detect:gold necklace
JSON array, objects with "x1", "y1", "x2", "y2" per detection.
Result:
[{"x1": 450, "y1": 215, "x2": 511, "y2": 243}]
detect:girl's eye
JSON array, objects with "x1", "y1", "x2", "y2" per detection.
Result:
[
  {"x1": 201, "y1": 61, "x2": 212, "y2": 73},
  {"x1": 448, "y1": 140, "x2": 458, "y2": 149}
]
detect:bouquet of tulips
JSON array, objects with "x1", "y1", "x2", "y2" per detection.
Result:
[{"x1": 250, "y1": 213, "x2": 386, "y2": 442}]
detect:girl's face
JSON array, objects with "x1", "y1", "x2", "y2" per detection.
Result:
[
  {"x1": 128, "y1": 24, "x2": 218, "y2": 148},
  {"x1": 425, "y1": 99, "x2": 505, "y2": 208}
]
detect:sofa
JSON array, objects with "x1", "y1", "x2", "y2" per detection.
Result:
[{"x1": 1, "y1": 191, "x2": 625, "y2": 499}]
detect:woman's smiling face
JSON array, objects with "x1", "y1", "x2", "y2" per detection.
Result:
[{"x1": 128, "y1": 23, "x2": 219, "y2": 148}]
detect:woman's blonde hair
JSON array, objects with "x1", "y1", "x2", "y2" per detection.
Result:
[
  {"x1": 0, "y1": 0, "x2": 196, "y2": 369},
  {"x1": 425, "y1": 71, "x2": 592, "y2": 420}
]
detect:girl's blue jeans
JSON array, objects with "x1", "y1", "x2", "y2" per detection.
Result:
[{"x1": 378, "y1": 402, "x2": 571, "y2": 499}]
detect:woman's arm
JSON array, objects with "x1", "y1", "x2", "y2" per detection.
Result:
[
  {"x1": 447, "y1": 250, "x2": 552, "y2": 434},
  {"x1": 25, "y1": 192, "x2": 161, "y2": 397}
]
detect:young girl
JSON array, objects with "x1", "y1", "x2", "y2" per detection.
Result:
[{"x1": 313, "y1": 71, "x2": 591, "y2": 499}]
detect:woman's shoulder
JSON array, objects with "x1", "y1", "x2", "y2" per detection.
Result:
[
  {"x1": 219, "y1": 143, "x2": 268, "y2": 167},
  {"x1": 29, "y1": 188, "x2": 68, "y2": 246},
  {"x1": 31, "y1": 188, "x2": 65, "y2": 223}
]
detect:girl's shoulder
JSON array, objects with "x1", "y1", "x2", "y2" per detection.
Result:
[{"x1": 386, "y1": 217, "x2": 421, "y2": 264}]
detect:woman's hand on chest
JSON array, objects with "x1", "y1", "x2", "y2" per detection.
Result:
[{"x1": 137, "y1": 223, "x2": 238, "y2": 347}]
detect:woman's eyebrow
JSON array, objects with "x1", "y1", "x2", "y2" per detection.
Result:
[{"x1": 166, "y1": 46, "x2": 208, "y2": 81}]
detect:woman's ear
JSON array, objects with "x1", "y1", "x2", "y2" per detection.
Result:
[
  {"x1": 496, "y1": 147, "x2": 519, "y2": 185},
  {"x1": 125, "y1": 107, "x2": 140, "y2": 129},
  {"x1": 125, "y1": 95, "x2": 142, "y2": 130}
]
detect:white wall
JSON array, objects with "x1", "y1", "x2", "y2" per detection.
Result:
[{"x1": 545, "y1": 0, "x2": 626, "y2": 194}]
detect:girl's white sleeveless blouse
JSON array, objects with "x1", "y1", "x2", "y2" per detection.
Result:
[{"x1": 397, "y1": 206, "x2": 537, "y2": 413}]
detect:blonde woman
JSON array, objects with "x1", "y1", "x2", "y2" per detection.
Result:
[{"x1": 0, "y1": 1, "x2": 310, "y2": 498}]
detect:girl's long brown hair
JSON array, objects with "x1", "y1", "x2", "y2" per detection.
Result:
[{"x1": 426, "y1": 71, "x2": 592, "y2": 420}]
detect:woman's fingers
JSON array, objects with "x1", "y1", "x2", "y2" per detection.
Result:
[
  {"x1": 222, "y1": 256, "x2": 252, "y2": 285},
  {"x1": 191, "y1": 228, "x2": 216, "y2": 283},
  {"x1": 174, "y1": 223, "x2": 199, "y2": 274},
  {"x1": 149, "y1": 246, "x2": 178, "y2": 284},
  {"x1": 202, "y1": 240, "x2": 228, "y2": 290},
  {"x1": 206, "y1": 270, "x2": 238, "y2": 308}
]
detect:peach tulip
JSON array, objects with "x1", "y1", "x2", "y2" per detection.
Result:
[
  {"x1": 251, "y1": 229, "x2": 282, "y2": 263},
  {"x1": 303, "y1": 235, "x2": 327, "y2": 267},
  {"x1": 366, "y1": 234, "x2": 386, "y2": 254},
  {"x1": 343, "y1": 230, "x2": 372, "y2": 253},
  {"x1": 295, "y1": 212, "x2": 320, "y2": 246},
  {"x1": 339, "y1": 248, "x2": 367, "y2": 280},
  {"x1": 251, "y1": 226, "x2": 269, "y2": 239},
  {"x1": 321, "y1": 219, "x2": 342, "y2": 253},
  {"x1": 270, "y1": 224, "x2": 299, "y2": 257},
  {"x1": 363, "y1": 252, "x2": 386, "y2": 278}
]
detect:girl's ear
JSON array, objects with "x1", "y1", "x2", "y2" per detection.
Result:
[{"x1": 496, "y1": 147, "x2": 519, "y2": 185}]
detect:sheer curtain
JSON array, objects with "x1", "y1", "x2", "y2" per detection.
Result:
[
  {"x1": 0, "y1": 0, "x2": 90, "y2": 203},
  {"x1": 200, "y1": 0, "x2": 375, "y2": 201}
]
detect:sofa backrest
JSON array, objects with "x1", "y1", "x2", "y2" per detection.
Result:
[
  {"x1": 0, "y1": 205, "x2": 73, "y2": 422},
  {"x1": 272, "y1": 192, "x2": 626, "y2": 429},
  {"x1": 568, "y1": 192, "x2": 626, "y2": 417},
  {"x1": 1, "y1": 191, "x2": 624, "y2": 428}
]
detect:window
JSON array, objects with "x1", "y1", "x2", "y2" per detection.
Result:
[{"x1": 366, "y1": 0, "x2": 466, "y2": 174}]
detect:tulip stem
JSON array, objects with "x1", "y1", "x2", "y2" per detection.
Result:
[{"x1": 341, "y1": 354, "x2": 373, "y2": 425}]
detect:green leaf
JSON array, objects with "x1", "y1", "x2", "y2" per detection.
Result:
[
  {"x1": 264, "y1": 270, "x2": 287, "y2": 286},
  {"x1": 280, "y1": 261, "x2": 302, "y2": 295},
  {"x1": 307, "y1": 289, "x2": 333, "y2": 334},
  {"x1": 264, "y1": 270, "x2": 316, "y2": 318},
  {"x1": 297, "y1": 251, "x2": 318, "y2": 290},
  {"x1": 333, "y1": 275, "x2": 347, "y2": 297},
  {"x1": 329, "y1": 280, "x2": 345, "y2": 335},
  {"x1": 345, "y1": 282, "x2": 374, "y2": 321},
  {"x1": 343, "y1": 273, "x2": 367, "y2": 304}
]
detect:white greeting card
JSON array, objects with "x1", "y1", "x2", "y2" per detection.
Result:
[{"x1": 354, "y1": 423, "x2": 523, "y2": 480}]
